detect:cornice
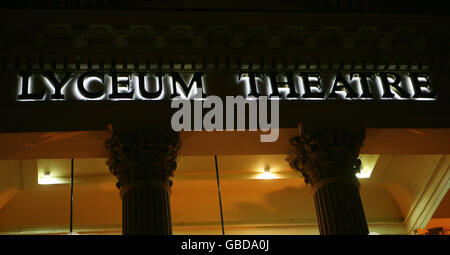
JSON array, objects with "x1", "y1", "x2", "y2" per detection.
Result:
[
  {"x1": 0, "y1": 23, "x2": 447, "y2": 72},
  {"x1": 1, "y1": 24, "x2": 447, "y2": 52},
  {"x1": 404, "y1": 155, "x2": 450, "y2": 234}
]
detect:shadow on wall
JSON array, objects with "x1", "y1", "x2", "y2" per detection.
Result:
[{"x1": 223, "y1": 184, "x2": 316, "y2": 224}]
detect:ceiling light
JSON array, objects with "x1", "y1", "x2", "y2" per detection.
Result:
[
  {"x1": 38, "y1": 170, "x2": 65, "y2": 185},
  {"x1": 39, "y1": 171, "x2": 55, "y2": 185},
  {"x1": 355, "y1": 155, "x2": 379, "y2": 179},
  {"x1": 356, "y1": 168, "x2": 373, "y2": 179},
  {"x1": 257, "y1": 166, "x2": 279, "y2": 180}
]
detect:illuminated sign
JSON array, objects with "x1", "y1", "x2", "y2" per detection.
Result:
[{"x1": 17, "y1": 71, "x2": 436, "y2": 101}]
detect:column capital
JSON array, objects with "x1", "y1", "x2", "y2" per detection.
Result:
[
  {"x1": 286, "y1": 122, "x2": 365, "y2": 186},
  {"x1": 105, "y1": 124, "x2": 181, "y2": 190}
]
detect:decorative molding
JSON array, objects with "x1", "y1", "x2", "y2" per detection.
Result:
[
  {"x1": 73, "y1": 31, "x2": 88, "y2": 48},
  {"x1": 0, "y1": 23, "x2": 447, "y2": 73},
  {"x1": 286, "y1": 122, "x2": 365, "y2": 186},
  {"x1": 113, "y1": 31, "x2": 128, "y2": 49},
  {"x1": 0, "y1": 23, "x2": 447, "y2": 74},
  {"x1": 404, "y1": 155, "x2": 450, "y2": 234},
  {"x1": 2, "y1": 55, "x2": 441, "y2": 73},
  {"x1": 105, "y1": 125, "x2": 180, "y2": 189},
  {"x1": 0, "y1": 24, "x2": 447, "y2": 52}
]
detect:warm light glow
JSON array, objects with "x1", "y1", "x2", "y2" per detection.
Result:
[
  {"x1": 256, "y1": 167, "x2": 280, "y2": 180},
  {"x1": 355, "y1": 154, "x2": 379, "y2": 179},
  {"x1": 256, "y1": 172, "x2": 279, "y2": 179},
  {"x1": 38, "y1": 175, "x2": 59, "y2": 185},
  {"x1": 38, "y1": 172, "x2": 67, "y2": 185},
  {"x1": 356, "y1": 168, "x2": 373, "y2": 179}
]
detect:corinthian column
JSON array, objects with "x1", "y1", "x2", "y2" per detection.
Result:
[
  {"x1": 286, "y1": 122, "x2": 369, "y2": 235},
  {"x1": 105, "y1": 125, "x2": 180, "y2": 235}
]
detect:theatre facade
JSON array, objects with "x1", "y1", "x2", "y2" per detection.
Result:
[{"x1": 0, "y1": 1, "x2": 449, "y2": 235}]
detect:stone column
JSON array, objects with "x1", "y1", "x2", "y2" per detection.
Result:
[
  {"x1": 105, "y1": 125, "x2": 180, "y2": 235},
  {"x1": 286, "y1": 122, "x2": 369, "y2": 235}
]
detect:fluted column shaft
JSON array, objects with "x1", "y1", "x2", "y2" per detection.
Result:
[
  {"x1": 105, "y1": 125, "x2": 180, "y2": 235},
  {"x1": 122, "y1": 184, "x2": 172, "y2": 235},
  {"x1": 287, "y1": 122, "x2": 369, "y2": 235},
  {"x1": 313, "y1": 179, "x2": 368, "y2": 234}
]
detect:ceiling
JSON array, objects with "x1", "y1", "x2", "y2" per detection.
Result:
[{"x1": 1, "y1": 129, "x2": 450, "y2": 160}]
